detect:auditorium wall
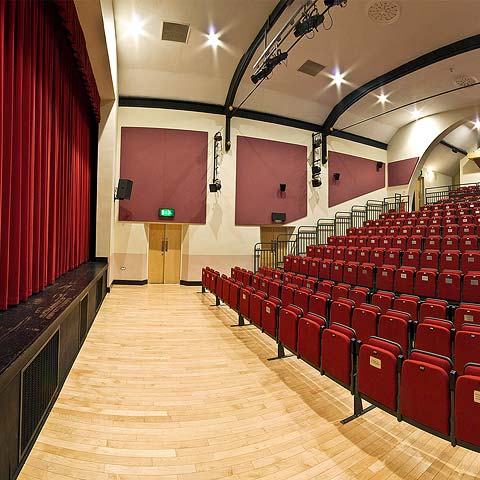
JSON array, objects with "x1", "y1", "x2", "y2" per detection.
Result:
[{"x1": 112, "y1": 107, "x2": 387, "y2": 282}]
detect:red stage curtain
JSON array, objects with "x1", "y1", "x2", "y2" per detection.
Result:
[{"x1": 0, "y1": 0, "x2": 95, "y2": 310}]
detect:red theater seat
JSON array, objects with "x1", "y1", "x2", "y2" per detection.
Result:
[
  {"x1": 319, "y1": 259, "x2": 333, "y2": 280},
  {"x1": 229, "y1": 281, "x2": 243, "y2": 311},
  {"x1": 268, "y1": 280, "x2": 282, "y2": 299},
  {"x1": 297, "y1": 313, "x2": 327, "y2": 368},
  {"x1": 403, "y1": 250, "x2": 421, "y2": 269},
  {"x1": 440, "y1": 250, "x2": 460, "y2": 272},
  {"x1": 348, "y1": 286, "x2": 370, "y2": 307},
  {"x1": 278, "y1": 305, "x2": 304, "y2": 354},
  {"x1": 377, "y1": 265, "x2": 395, "y2": 291},
  {"x1": 331, "y1": 260, "x2": 345, "y2": 283},
  {"x1": 415, "y1": 269, "x2": 437, "y2": 298},
  {"x1": 393, "y1": 294, "x2": 419, "y2": 322},
  {"x1": 332, "y1": 283, "x2": 350, "y2": 301},
  {"x1": 358, "y1": 337, "x2": 403, "y2": 412},
  {"x1": 415, "y1": 318, "x2": 453, "y2": 358},
  {"x1": 281, "y1": 283, "x2": 298, "y2": 308},
  {"x1": 463, "y1": 273, "x2": 480, "y2": 303},
  {"x1": 461, "y1": 251, "x2": 480, "y2": 274},
  {"x1": 249, "y1": 291, "x2": 268, "y2": 327},
  {"x1": 293, "y1": 287, "x2": 313, "y2": 313},
  {"x1": 455, "y1": 363, "x2": 480, "y2": 448},
  {"x1": 454, "y1": 304, "x2": 480, "y2": 331},
  {"x1": 454, "y1": 326, "x2": 480, "y2": 378},
  {"x1": 317, "y1": 280, "x2": 335, "y2": 296},
  {"x1": 351, "y1": 304, "x2": 381, "y2": 344},
  {"x1": 378, "y1": 310, "x2": 412, "y2": 356},
  {"x1": 321, "y1": 323, "x2": 356, "y2": 389},
  {"x1": 343, "y1": 261, "x2": 359, "y2": 285},
  {"x1": 239, "y1": 286, "x2": 255, "y2": 319},
  {"x1": 371, "y1": 248, "x2": 385, "y2": 268},
  {"x1": 418, "y1": 299, "x2": 448, "y2": 323},
  {"x1": 371, "y1": 291, "x2": 395, "y2": 315},
  {"x1": 357, "y1": 263, "x2": 376, "y2": 289},
  {"x1": 308, "y1": 258, "x2": 320, "y2": 278},
  {"x1": 329, "y1": 298, "x2": 355, "y2": 327},
  {"x1": 400, "y1": 350, "x2": 453, "y2": 436},
  {"x1": 438, "y1": 271, "x2": 462, "y2": 302},
  {"x1": 309, "y1": 292, "x2": 330, "y2": 318},
  {"x1": 385, "y1": 248, "x2": 402, "y2": 268},
  {"x1": 261, "y1": 297, "x2": 282, "y2": 338}
]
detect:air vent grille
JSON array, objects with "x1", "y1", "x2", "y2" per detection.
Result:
[
  {"x1": 367, "y1": 1, "x2": 401, "y2": 24},
  {"x1": 162, "y1": 22, "x2": 190, "y2": 43},
  {"x1": 21, "y1": 331, "x2": 59, "y2": 456},
  {"x1": 298, "y1": 60, "x2": 325, "y2": 77},
  {"x1": 454, "y1": 74, "x2": 478, "y2": 88}
]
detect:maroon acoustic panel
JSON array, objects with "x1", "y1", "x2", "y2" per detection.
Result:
[
  {"x1": 119, "y1": 127, "x2": 208, "y2": 223},
  {"x1": 235, "y1": 136, "x2": 307, "y2": 225},
  {"x1": 388, "y1": 157, "x2": 419, "y2": 187},
  {"x1": 328, "y1": 151, "x2": 386, "y2": 208}
]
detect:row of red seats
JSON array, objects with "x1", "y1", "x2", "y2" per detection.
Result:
[
  {"x1": 282, "y1": 255, "x2": 479, "y2": 302},
  {"x1": 359, "y1": 215, "x2": 480, "y2": 229},
  {"x1": 344, "y1": 224, "x2": 479, "y2": 238},
  {"x1": 299, "y1": 248, "x2": 480, "y2": 273},
  {"x1": 202, "y1": 266, "x2": 480, "y2": 449}
]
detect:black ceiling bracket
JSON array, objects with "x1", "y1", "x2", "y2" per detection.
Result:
[{"x1": 225, "y1": 115, "x2": 232, "y2": 152}]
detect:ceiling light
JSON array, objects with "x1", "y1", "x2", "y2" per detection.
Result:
[
  {"x1": 127, "y1": 13, "x2": 144, "y2": 38},
  {"x1": 332, "y1": 70, "x2": 345, "y2": 86},
  {"x1": 411, "y1": 107, "x2": 421, "y2": 120},
  {"x1": 207, "y1": 29, "x2": 220, "y2": 47},
  {"x1": 377, "y1": 93, "x2": 389, "y2": 104},
  {"x1": 473, "y1": 119, "x2": 480, "y2": 129}
]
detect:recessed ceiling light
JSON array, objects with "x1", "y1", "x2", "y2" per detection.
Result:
[
  {"x1": 473, "y1": 119, "x2": 480, "y2": 129},
  {"x1": 332, "y1": 70, "x2": 345, "y2": 86},
  {"x1": 411, "y1": 107, "x2": 421, "y2": 120},
  {"x1": 377, "y1": 93, "x2": 389, "y2": 104},
  {"x1": 127, "y1": 13, "x2": 145, "y2": 38},
  {"x1": 207, "y1": 29, "x2": 220, "y2": 47}
]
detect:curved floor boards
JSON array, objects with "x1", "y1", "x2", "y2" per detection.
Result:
[{"x1": 19, "y1": 285, "x2": 480, "y2": 480}]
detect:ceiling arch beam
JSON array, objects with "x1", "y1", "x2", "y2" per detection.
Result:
[
  {"x1": 322, "y1": 34, "x2": 480, "y2": 134},
  {"x1": 224, "y1": 0, "x2": 293, "y2": 112}
]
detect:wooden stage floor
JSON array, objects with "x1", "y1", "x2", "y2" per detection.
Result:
[{"x1": 18, "y1": 285, "x2": 480, "y2": 480}]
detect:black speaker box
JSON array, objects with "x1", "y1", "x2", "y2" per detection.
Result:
[
  {"x1": 117, "y1": 179, "x2": 133, "y2": 200},
  {"x1": 272, "y1": 212, "x2": 286, "y2": 223},
  {"x1": 279, "y1": 183, "x2": 286, "y2": 192}
]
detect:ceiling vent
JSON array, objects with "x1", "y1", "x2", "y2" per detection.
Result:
[
  {"x1": 454, "y1": 74, "x2": 478, "y2": 88},
  {"x1": 161, "y1": 22, "x2": 190, "y2": 43},
  {"x1": 367, "y1": 1, "x2": 401, "y2": 24},
  {"x1": 298, "y1": 60, "x2": 325, "y2": 77}
]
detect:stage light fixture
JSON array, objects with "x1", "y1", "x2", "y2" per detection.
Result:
[
  {"x1": 210, "y1": 131, "x2": 223, "y2": 193},
  {"x1": 209, "y1": 178, "x2": 222, "y2": 193},
  {"x1": 324, "y1": 0, "x2": 348, "y2": 6},
  {"x1": 312, "y1": 177, "x2": 322, "y2": 188},
  {"x1": 312, "y1": 165, "x2": 321, "y2": 175},
  {"x1": 294, "y1": 12, "x2": 325, "y2": 38},
  {"x1": 251, "y1": 51, "x2": 288, "y2": 84}
]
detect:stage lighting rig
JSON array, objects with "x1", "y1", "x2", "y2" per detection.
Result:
[
  {"x1": 324, "y1": 0, "x2": 348, "y2": 6},
  {"x1": 209, "y1": 131, "x2": 223, "y2": 193},
  {"x1": 251, "y1": 51, "x2": 288, "y2": 84},
  {"x1": 294, "y1": 10, "x2": 324, "y2": 37},
  {"x1": 311, "y1": 132, "x2": 323, "y2": 188}
]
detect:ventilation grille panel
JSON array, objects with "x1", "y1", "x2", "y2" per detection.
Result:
[
  {"x1": 454, "y1": 74, "x2": 478, "y2": 88},
  {"x1": 21, "y1": 331, "x2": 59, "y2": 456},
  {"x1": 298, "y1": 60, "x2": 325, "y2": 77},
  {"x1": 162, "y1": 22, "x2": 190, "y2": 43},
  {"x1": 367, "y1": 1, "x2": 401, "y2": 24}
]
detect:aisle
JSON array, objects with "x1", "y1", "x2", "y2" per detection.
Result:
[{"x1": 19, "y1": 285, "x2": 480, "y2": 480}]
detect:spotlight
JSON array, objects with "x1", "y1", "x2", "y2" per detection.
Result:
[
  {"x1": 324, "y1": 0, "x2": 348, "y2": 6},
  {"x1": 214, "y1": 132, "x2": 222, "y2": 142},
  {"x1": 294, "y1": 13, "x2": 325, "y2": 37},
  {"x1": 209, "y1": 178, "x2": 222, "y2": 193},
  {"x1": 251, "y1": 51, "x2": 288, "y2": 84},
  {"x1": 312, "y1": 177, "x2": 322, "y2": 188},
  {"x1": 473, "y1": 119, "x2": 480, "y2": 130},
  {"x1": 313, "y1": 137, "x2": 322, "y2": 149},
  {"x1": 312, "y1": 165, "x2": 321, "y2": 175}
]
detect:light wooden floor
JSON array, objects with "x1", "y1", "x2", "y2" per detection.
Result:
[{"x1": 19, "y1": 285, "x2": 480, "y2": 480}]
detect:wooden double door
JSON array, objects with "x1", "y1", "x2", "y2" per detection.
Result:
[{"x1": 148, "y1": 224, "x2": 182, "y2": 284}]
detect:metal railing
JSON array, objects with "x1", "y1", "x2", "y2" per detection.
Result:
[
  {"x1": 253, "y1": 242, "x2": 277, "y2": 272},
  {"x1": 296, "y1": 226, "x2": 317, "y2": 255},
  {"x1": 425, "y1": 182, "x2": 480, "y2": 204},
  {"x1": 252, "y1": 193, "x2": 413, "y2": 270}
]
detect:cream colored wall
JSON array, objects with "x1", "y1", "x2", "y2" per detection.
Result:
[
  {"x1": 423, "y1": 170, "x2": 452, "y2": 190},
  {"x1": 460, "y1": 156, "x2": 480, "y2": 184},
  {"x1": 387, "y1": 107, "x2": 478, "y2": 201},
  {"x1": 96, "y1": 0, "x2": 118, "y2": 286},
  {"x1": 112, "y1": 108, "x2": 387, "y2": 281}
]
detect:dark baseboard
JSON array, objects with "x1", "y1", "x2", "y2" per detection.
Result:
[
  {"x1": 94, "y1": 256, "x2": 108, "y2": 263},
  {"x1": 112, "y1": 279, "x2": 148, "y2": 286},
  {"x1": 180, "y1": 280, "x2": 202, "y2": 286}
]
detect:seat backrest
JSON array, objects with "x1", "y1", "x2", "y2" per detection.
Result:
[
  {"x1": 393, "y1": 295, "x2": 419, "y2": 322},
  {"x1": 371, "y1": 291, "x2": 395, "y2": 315},
  {"x1": 351, "y1": 305, "x2": 379, "y2": 344},
  {"x1": 332, "y1": 283, "x2": 350, "y2": 301},
  {"x1": 454, "y1": 304, "x2": 480, "y2": 330},
  {"x1": 378, "y1": 312, "x2": 410, "y2": 355},
  {"x1": 418, "y1": 299, "x2": 448, "y2": 323},
  {"x1": 415, "y1": 323, "x2": 452, "y2": 359},
  {"x1": 308, "y1": 292, "x2": 330, "y2": 318},
  {"x1": 348, "y1": 286, "x2": 369, "y2": 307},
  {"x1": 330, "y1": 299, "x2": 355, "y2": 327}
]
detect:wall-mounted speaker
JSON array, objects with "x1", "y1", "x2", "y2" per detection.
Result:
[
  {"x1": 272, "y1": 212, "x2": 286, "y2": 223},
  {"x1": 279, "y1": 183, "x2": 286, "y2": 192},
  {"x1": 376, "y1": 161, "x2": 384, "y2": 170},
  {"x1": 333, "y1": 172, "x2": 340, "y2": 181},
  {"x1": 116, "y1": 179, "x2": 133, "y2": 200}
]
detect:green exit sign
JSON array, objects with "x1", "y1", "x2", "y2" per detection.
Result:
[{"x1": 158, "y1": 208, "x2": 175, "y2": 218}]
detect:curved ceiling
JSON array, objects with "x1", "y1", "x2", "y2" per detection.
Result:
[{"x1": 113, "y1": 0, "x2": 480, "y2": 144}]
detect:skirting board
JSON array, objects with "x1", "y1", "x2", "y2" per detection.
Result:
[
  {"x1": 180, "y1": 280, "x2": 202, "y2": 286},
  {"x1": 112, "y1": 279, "x2": 148, "y2": 286}
]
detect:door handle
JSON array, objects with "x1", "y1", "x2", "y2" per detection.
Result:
[{"x1": 165, "y1": 239, "x2": 169, "y2": 252}]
